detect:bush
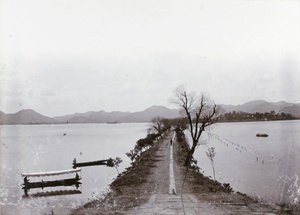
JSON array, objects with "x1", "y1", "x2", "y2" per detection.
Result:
[{"x1": 126, "y1": 133, "x2": 160, "y2": 162}]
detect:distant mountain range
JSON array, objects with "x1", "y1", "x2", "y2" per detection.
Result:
[
  {"x1": 52, "y1": 105, "x2": 179, "y2": 124},
  {"x1": 0, "y1": 100, "x2": 299, "y2": 125},
  {"x1": 219, "y1": 100, "x2": 300, "y2": 117},
  {"x1": 0, "y1": 105, "x2": 180, "y2": 124}
]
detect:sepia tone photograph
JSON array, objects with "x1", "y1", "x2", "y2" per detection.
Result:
[{"x1": 0, "y1": 0, "x2": 300, "y2": 214}]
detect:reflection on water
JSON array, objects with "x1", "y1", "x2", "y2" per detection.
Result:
[
  {"x1": 0, "y1": 123, "x2": 148, "y2": 215},
  {"x1": 191, "y1": 120, "x2": 300, "y2": 205},
  {"x1": 23, "y1": 190, "x2": 82, "y2": 198}
]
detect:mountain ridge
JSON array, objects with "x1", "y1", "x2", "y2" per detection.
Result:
[
  {"x1": 219, "y1": 100, "x2": 300, "y2": 116},
  {"x1": 1, "y1": 100, "x2": 300, "y2": 125}
]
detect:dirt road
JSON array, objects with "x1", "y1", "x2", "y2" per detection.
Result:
[{"x1": 72, "y1": 131, "x2": 287, "y2": 215}]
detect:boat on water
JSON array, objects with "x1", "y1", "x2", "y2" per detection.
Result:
[
  {"x1": 256, "y1": 133, "x2": 269, "y2": 137},
  {"x1": 22, "y1": 168, "x2": 82, "y2": 196},
  {"x1": 106, "y1": 121, "x2": 119, "y2": 124},
  {"x1": 22, "y1": 168, "x2": 81, "y2": 177}
]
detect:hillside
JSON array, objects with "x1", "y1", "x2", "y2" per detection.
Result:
[
  {"x1": 52, "y1": 106, "x2": 180, "y2": 124},
  {"x1": 119, "y1": 105, "x2": 180, "y2": 122},
  {"x1": 0, "y1": 109, "x2": 54, "y2": 124},
  {"x1": 1, "y1": 100, "x2": 299, "y2": 125},
  {"x1": 220, "y1": 100, "x2": 300, "y2": 117},
  {"x1": 1, "y1": 106, "x2": 179, "y2": 125},
  {"x1": 53, "y1": 111, "x2": 131, "y2": 123}
]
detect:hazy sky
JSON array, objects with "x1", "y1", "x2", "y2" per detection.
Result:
[{"x1": 1, "y1": 0, "x2": 299, "y2": 117}]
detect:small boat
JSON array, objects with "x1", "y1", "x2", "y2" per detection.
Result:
[
  {"x1": 256, "y1": 133, "x2": 268, "y2": 137},
  {"x1": 22, "y1": 168, "x2": 81, "y2": 196},
  {"x1": 22, "y1": 168, "x2": 81, "y2": 177},
  {"x1": 72, "y1": 158, "x2": 114, "y2": 169},
  {"x1": 106, "y1": 121, "x2": 119, "y2": 124}
]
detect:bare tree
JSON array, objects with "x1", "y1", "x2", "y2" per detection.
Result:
[
  {"x1": 172, "y1": 85, "x2": 218, "y2": 166},
  {"x1": 148, "y1": 117, "x2": 170, "y2": 136}
]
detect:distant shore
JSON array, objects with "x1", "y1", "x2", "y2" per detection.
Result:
[
  {"x1": 1, "y1": 118, "x2": 299, "y2": 125},
  {"x1": 1, "y1": 101, "x2": 300, "y2": 125}
]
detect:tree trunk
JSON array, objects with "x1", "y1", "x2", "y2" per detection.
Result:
[{"x1": 184, "y1": 141, "x2": 197, "y2": 166}]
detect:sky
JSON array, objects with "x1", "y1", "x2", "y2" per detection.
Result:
[{"x1": 0, "y1": 0, "x2": 300, "y2": 117}]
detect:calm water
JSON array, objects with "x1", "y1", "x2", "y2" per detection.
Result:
[
  {"x1": 0, "y1": 123, "x2": 148, "y2": 215},
  {"x1": 1, "y1": 121, "x2": 299, "y2": 214},
  {"x1": 191, "y1": 120, "x2": 300, "y2": 205}
]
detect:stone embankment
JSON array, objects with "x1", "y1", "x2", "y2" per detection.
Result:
[{"x1": 72, "y1": 131, "x2": 288, "y2": 215}]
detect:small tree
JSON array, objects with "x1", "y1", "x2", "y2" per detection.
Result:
[
  {"x1": 172, "y1": 117, "x2": 189, "y2": 142},
  {"x1": 172, "y1": 117, "x2": 189, "y2": 133},
  {"x1": 206, "y1": 147, "x2": 216, "y2": 180},
  {"x1": 148, "y1": 117, "x2": 171, "y2": 136},
  {"x1": 149, "y1": 117, "x2": 165, "y2": 136},
  {"x1": 112, "y1": 157, "x2": 122, "y2": 174},
  {"x1": 126, "y1": 133, "x2": 159, "y2": 162},
  {"x1": 106, "y1": 157, "x2": 123, "y2": 174},
  {"x1": 172, "y1": 85, "x2": 218, "y2": 166}
]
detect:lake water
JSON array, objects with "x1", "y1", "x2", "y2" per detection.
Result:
[
  {"x1": 1, "y1": 121, "x2": 299, "y2": 214},
  {"x1": 0, "y1": 123, "x2": 148, "y2": 215},
  {"x1": 191, "y1": 120, "x2": 300, "y2": 205}
]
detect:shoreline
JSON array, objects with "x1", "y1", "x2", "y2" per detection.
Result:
[
  {"x1": 1, "y1": 119, "x2": 300, "y2": 126},
  {"x1": 71, "y1": 131, "x2": 293, "y2": 214}
]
